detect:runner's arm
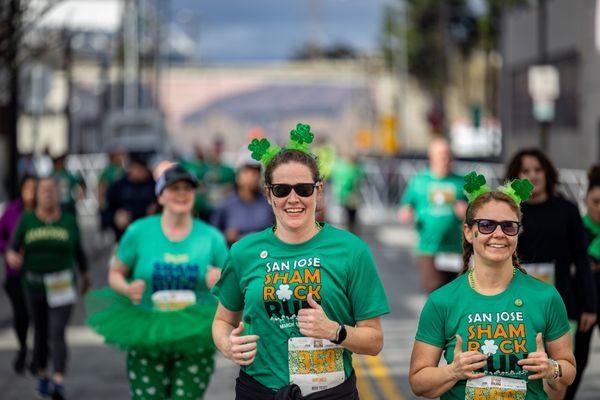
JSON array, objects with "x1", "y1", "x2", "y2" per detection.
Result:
[
  {"x1": 212, "y1": 303, "x2": 242, "y2": 359},
  {"x1": 544, "y1": 332, "x2": 576, "y2": 389},
  {"x1": 409, "y1": 340, "x2": 456, "y2": 398},
  {"x1": 108, "y1": 257, "x2": 133, "y2": 295},
  {"x1": 341, "y1": 317, "x2": 384, "y2": 356}
]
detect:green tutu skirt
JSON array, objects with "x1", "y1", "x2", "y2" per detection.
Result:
[{"x1": 86, "y1": 288, "x2": 216, "y2": 355}]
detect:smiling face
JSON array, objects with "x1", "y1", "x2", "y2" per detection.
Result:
[
  {"x1": 518, "y1": 155, "x2": 547, "y2": 198},
  {"x1": 265, "y1": 161, "x2": 322, "y2": 234},
  {"x1": 159, "y1": 181, "x2": 195, "y2": 215},
  {"x1": 587, "y1": 186, "x2": 600, "y2": 224},
  {"x1": 464, "y1": 199, "x2": 520, "y2": 266}
]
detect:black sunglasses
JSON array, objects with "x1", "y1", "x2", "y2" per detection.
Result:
[
  {"x1": 267, "y1": 183, "x2": 319, "y2": 198},
  {"x1": 469, "y1": 219, "x2": 521, "y2": 236}
]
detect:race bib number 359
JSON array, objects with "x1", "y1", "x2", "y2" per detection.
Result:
[
  {"x1": 465, "y1": 376, "x2": 527, "y2": 400},
  {"x1": 288, "y1": 337, "x2": 344, "y2": 395}
]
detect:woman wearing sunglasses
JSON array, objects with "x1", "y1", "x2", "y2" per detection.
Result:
[
  {"x1": 505, "y1": 149, "x2": 596, "y2": 400},
  {"x1": 212, "y1": 124, "x2": 389, "y2": 399},
  {"x1": 409, "y1": 173, "x2": 575, "y2": 400}
]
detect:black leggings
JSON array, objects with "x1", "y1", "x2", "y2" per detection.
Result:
[
  {"x1": 3, "y1": 276, "x2": 29, "y2": 352},
  {"x1": 26, "y1": 287, "x2": 73, "y2": 375}
]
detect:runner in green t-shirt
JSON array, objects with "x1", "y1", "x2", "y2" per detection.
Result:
[
  {"x1": 399, "y1": 138, "x2": 467, "y2": 293},
  {"x1": 409, "y1": 174, "x2": 576, "y2": 400},
  {"x1": 7, "y1": 177, "x2": 90, "y2": 400},
  {"x1": 86, "y1": 165, "x2": 228, "y2": 400},
  {"x1": 212, "y1": 124, "x2": 390, "y2": 399}
]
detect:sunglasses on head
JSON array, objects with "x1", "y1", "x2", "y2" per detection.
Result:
[
  {"x1": 267, "y1": 183, "x2": 319, "y2": 198},
  {"x1": 469, "y1": 219, "x2": 521, "y2": 236}
]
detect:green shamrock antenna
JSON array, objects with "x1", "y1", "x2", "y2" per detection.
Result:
[
  {"x1": 498, "y1": 179, "x2": 534, "y2": 205},
  {"x1": 463, "y1": 171, "x2": 491, "y2": 202},
  {"x1": 248, "y1": 138, "x2": 281, "y2": 166},
  {"x1": 287, "y1": 123, "x2": 314, "y2": 153}
]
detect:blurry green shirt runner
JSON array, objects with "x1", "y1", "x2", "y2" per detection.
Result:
[
  {"x1": 117, "y1": 215, "x2": 228, "y2": 309},
  {"x1": 53, "y1": 169, "x2": 80, "y2": 213},
  {"x1": 416, "y1": 270, "x2": 570, "y2": 400},
  {"x1": 331, "y1": 160, "x2": 364, "y2": 207},
  {"x1": 12, "y1": 211, "x2": 80, "y2": 289},
  {"x1": 99, "y1": 164, "x2": 124, "y2": 186},
  {"x1": 212, "y1": 223, "x2": 390, "y2": 390},
  {"x1": 401, "y1": 170, "x2": 466, "y2": 254}
]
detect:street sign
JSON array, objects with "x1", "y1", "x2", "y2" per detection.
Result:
[{"x1": 528, "y1": 65, "x2": 560, "y2": 101}]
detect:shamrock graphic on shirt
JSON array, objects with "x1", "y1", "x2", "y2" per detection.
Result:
[
  {"x1": 481, "y1": 340, "x2": 499, "y2": 356},
  {"x1": 276, "y1": 284, "x2": 293, "y2": 301}
]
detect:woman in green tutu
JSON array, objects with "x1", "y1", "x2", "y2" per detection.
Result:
[{"x1": 87, "y1": 164, "x2": 228, "y2": 399}]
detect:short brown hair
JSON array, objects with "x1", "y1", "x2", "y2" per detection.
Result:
[{"x1": 264, "y1": 149, "x2": 321, "y2": 184}]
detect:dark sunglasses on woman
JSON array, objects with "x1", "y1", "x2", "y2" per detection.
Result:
[
  {"x1": 267, "y1": 183, "x2": 319, "y2": 198},
  {"x1": 469, "y1": 219, "x2": 521, "y2": 236}
]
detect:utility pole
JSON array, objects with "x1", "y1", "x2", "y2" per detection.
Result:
[{"x1": 538, "y1": 0, "x2": 549, "y2": 151}]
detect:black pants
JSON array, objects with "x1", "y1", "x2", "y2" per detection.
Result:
[
  {"x1": 3, "y1": 276, "x2": 29, "y2": 352},
  {"x1": 26, "y1": 287, "x2": 73, "y2": 375},
  {"x1": 235, "y1": 370, "x2": 359, "y2": 400}
]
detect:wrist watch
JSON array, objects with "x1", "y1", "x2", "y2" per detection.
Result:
[{"x1": 331, "y1": 323, "x2": 347, "y2": 344}]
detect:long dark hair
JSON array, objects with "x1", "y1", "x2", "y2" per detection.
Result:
[
  {"x1": 505, "y1": 149, "x2": 559, "y2": 197},
  {"x1": 461, "y1": 191, "x2": 526, "y2": 275},
  {"x1": 588, "y1": 165, "x2": 600, "y2": 194}
]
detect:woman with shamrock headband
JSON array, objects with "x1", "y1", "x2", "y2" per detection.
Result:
[
  {"x1": 212, "y1": 123, "x2": 390, "y2": 399},
  {"x1": 505, "y1": 149, "x2": 596, "y2": 400},
  {"x1": 409, "y1": 172, "x2": 575, "y2": 400},
  {"x1": 86, "y1": 164, "x2": 228, "y2": 399}
]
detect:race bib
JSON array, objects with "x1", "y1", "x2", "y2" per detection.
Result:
[
  {"x1": 522, "y1": 263, "x2": 555, "y2": 285},
  {"x1": 465, "y1": 376, "x2": 527, "y2": 400},
  {"x1": 44, "y1": 270, "x2": 76, "y2": 308},
  {"x1": 288, "y1": 337, "x2": 344, "y2": 395},
  {"x1": 435, "y1": 253, "x2": 463, "y2": 273},
  {"x1": 151, "y1": 290, "x2": 196, "y2": 311}
]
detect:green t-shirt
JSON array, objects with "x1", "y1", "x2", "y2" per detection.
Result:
[
  {"x1": 99, "y1": 164, "x2": 124, "y2": 185},
  {"x1": 54, "y1": 169, "x2": 80, "y2": 213},
  {"x1": 212, "y1": 223, "x2": 390, "y2": 390},
  {"x1": 331, "y1": 160, "x2": 364, "y2": 206},
  {"x1": 117, "y1": 215, "x2": 229, "y2": 309},
  {"x1": 415, "y1": 270, "x2": 570, "y2": 400},
  {"x1": 401, "y1": 170, "x2": 466, "y2": 254},
  {"x1": 12, "y1": 211, "x2": 80, "y2": 287}
]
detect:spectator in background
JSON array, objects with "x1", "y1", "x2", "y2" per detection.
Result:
[
  {"x1": 331, "y1": 154, "x2": 364, "y2": 234},
  {"x1": 52, "y1": 155, "x2": 85, "y2": 214},
  {"x1": 398, "y1": 138, "x2": 467, "y2": 293},
  {"x1": 17, "y1": 153, "x2": 36, "y2": 179},
  {"x1": 98, "y1": 148, "x2": 126, "y2": 229},
  {"x1": 211, "y1": 159, "x2": 274, "y2": 246},
  {"x1": 105, "y1": 154, "x2": 156, "y2": 241},
  {"x1": 505, "y1": 149, "x2": 597, "y2": 400},
  {"x1": 200, "y1": 138, "x2": 236, "y2": 219},
  {"x1": 0, "y1": 175, "x2": 36, "y2": 374}
]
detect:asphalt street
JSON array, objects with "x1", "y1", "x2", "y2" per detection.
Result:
[{"x1": 0, "y1": 222, "x2": 599, "y2": 399}]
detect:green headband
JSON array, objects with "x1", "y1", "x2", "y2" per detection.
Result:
[
  {"x1": 463, "y1": 171, "x2": 533, "y2": 205},
  {"x1": 247, "y1": 122, "x2": 334, "y2": 178}
]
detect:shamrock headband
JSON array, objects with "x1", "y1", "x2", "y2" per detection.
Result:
[
  {"x1": 463, "y1": 171, "x2": 534, "y2": 205},
  {"x1": 247, "y1": 123, "x2": 333, "y2": 178}
]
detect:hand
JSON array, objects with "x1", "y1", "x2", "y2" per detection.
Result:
[
  {"x1": 449, "y1": 335, "x2": 487, "y2": 381},
  {"x1": 114, "y1": 209, "x2": 132, "y2": 230},
  {"x1": 228, "y1": 322, "x2": 259, "y2": 366},
  {"x1": 127, "y1": 280, "x2": 146, "y2": 305},
  {"x1": 297, "y1": 294, "x2": 338, "y2": 341},
  {"x1": 579, "y1": 312, "x2": 597, "y2": 332},
  {"x1": 80, "y1": 272, "x2": 92, "y2": 295},
  {"x1": 6, "y1": 250, "x2": 23, "y2": 270},
  {"x1": 517, "y1": 333, "x2": 554, "y2": 380},
  {"x1": 397, "y1": 206, "x2": 414, "y2": 225},
  {"x1": 205, "y1": 266, "x2": 221, "y2": 289},
  {"x1": 454, "y1": 201, "x2": 468, "y2": 219}
]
